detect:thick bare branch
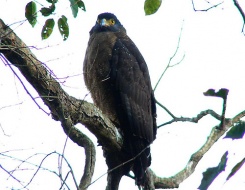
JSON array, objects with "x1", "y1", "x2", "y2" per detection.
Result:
[
  {"x1": 0, "y1": 18, "x2": 122, "y2": 189},
  {"x1": 57, "y1": 105, "x2": 96, "y2": 190}
]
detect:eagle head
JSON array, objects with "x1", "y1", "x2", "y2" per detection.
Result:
[{"x1": 90, "y1": 12, "x2": 125, "y2": 34}]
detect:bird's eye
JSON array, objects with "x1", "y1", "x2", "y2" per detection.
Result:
[{"x1": 110, "y1": 19, "x2": 115, "y2": 25}]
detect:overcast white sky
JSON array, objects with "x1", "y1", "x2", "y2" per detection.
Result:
[{"x1": 1, "y1": 0, "x2": 245, "y2": 189}]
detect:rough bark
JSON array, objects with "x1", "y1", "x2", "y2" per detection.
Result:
[{"x1": 0, "y1": 18, "x2": 122, "y2": 190}]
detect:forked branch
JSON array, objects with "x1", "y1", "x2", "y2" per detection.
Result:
[
  {"x1": 148, "y1": 110, "x2": 245, "y2": 188},
  {"x1": 0, "y1": 18, "x2": 120, "y2": 190}
]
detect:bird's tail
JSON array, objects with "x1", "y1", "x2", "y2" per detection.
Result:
[{"x1": 131, "y1": 139, "x2": 151, "y2": 186}]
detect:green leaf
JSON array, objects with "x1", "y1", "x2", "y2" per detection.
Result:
[
  {"x1": 203, "y1": 88, "x2": 229, "y2": 99},
  {"x1": 216, "y1": 88, "x2": 229, "y2": 99},
  {"x1": 227, "y1": 157, "x2": 245, "y2": 181},
  {"x1": 25, "y1": 1, "x2": 37, "y2": 27},
  {"x1": 69, "y1": 0, "x2": 79, "y2": 18},
  {"x1": 58, "y1": 15, "x2": 69, "y2": 41},
  {"x1": 77, "y1": 0, "x2": 86, "y2": 11},
  {"x1": 41, "y1": 19, "x2": 55, "y2": 40},
  {"x1": 203, "y1": 89, "x2": 216, "y2": 96},
  {"x1": 144, "y1": 0, "x2": 162, "y2": 15},
  {"x1": 224, "y1": 121, "x2": 245, "y2": 140},
  {"x1": 40, "y1": 4, "x2": 55, "y2": 16},
  {"x1": 198, "y1": 151, "x2": 228, "y2": 190}
]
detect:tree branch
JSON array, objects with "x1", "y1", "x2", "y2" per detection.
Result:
[
  {"x1": 0, "y1": 18, "x2": 122, "y2": 189},
  {"x1": 154, "y1": 22, "x2": 185, "y2": 91},
  {"x1": 57, "y1": 105, "x2": 96, "y2": 190},
  {"x1": 149, "y1": 110, "x2": 245, "y2": 188},
  {"x1": 191, "y1": 0, "x2": 224, "y2": 12},
  {"x1": 158, "y1": 109, "x2": 224, "y2": 128},
  {"x1": 233, "y1": 0, "x2": 245, "y2": 33}
]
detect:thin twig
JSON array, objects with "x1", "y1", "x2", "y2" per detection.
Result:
[
  {"x1": 22, "y1": 152, "x2": 77, "y2": 189},
  {"x1": 192, "y1": 0, "x2": 224, "y2": 12},
  {"x1": 86, "y1": 144, "x2": 151, "y2": 188},
  {"x1": 154, "y1": 21, "x2": 185, "y2": 91},
  {"x1": 155, "y1": 99, "x2": 176, "y2": 119},
  {"x1": 58, "y1": 134, "x2": 70, "y2": 187},
  {"x1": 0, "y1": 164, "x2": 25, "y2": 188},
  {"x1": 0, "y1": 151, "x2": 73, "y2": 189},
  {"x1": 0, "y1": 123, "x2": 10, "y2": 137},
  {"x1": 158, "y1": 109, "x2": 224, "y2": 128},
  {"x1": 0, "y1": 55, "x2": 50, "y2": 115},
  {"x1": 233, "y1": 0, "x2": 245, "y2": 33}
]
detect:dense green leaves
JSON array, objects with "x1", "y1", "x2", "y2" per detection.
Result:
[
  {"x1": 224, "y1": 121, "x2": 245, "y2": 140},
  {"x1": 58, "y1": 16, "x2": 69, "y2": 41},
  {"x1": 198, "y1": 151, "x2": 228, "y2": 190},
  {"x1": 69, "y1": 0, "x2": 86, "y2": 18},
  {"x1": 144, "y1": 0, "x2": 162, "y2": 15},
  {"x1": 25, "y1": 1, "x2": 37, "y2": 27},
  {"x1": 41, "y1": 19, "x2": 55, "y2": 40}
]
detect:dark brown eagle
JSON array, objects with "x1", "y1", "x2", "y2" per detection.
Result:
[{"x1": 83, "y1": 12, "x2": 157, "y2": 186}]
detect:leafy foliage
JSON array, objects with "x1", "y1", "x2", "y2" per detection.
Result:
[
  {"x1": 224, "y1": 121, "x2": 245, "y2": 140},
  {"x1": 58, "y1": 16, "x2": 69, "y2": 41},
  {"x1": 25, "y1": 1, "x2": 37, "y2": 27},
  {"x1": 198, "y1": 151, "x2": 228, "y2": 190},
  {"x1": 226, "y1": 157, "x2": 245, "y2": 181},
  {"x1": 41, "y1": 19, "x2": 55, "y2": 40},
  {"x1": 24, "y1": 0, "x2": 85, "y2": 40},
  {"x1": 144, "y1": 0, "x2": 162, "y2": 15}
]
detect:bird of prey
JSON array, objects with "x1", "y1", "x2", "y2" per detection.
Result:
[{"x1": 83, "y1": 12, "x2": 157, "y2": 186}]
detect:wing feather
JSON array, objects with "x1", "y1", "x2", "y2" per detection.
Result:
[{"x1": 110, "y1": 37, "x2": 156, "y2": 143}]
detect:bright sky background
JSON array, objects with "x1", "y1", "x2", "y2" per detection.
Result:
[{"x1": 1, "y1": 0, "x2": 245, "y2": 189}]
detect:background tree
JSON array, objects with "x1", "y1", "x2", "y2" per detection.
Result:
[{"x1": 1, "y1": 0, "x2": 245, "y2": 189}]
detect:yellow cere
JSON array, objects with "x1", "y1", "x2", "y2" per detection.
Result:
[{"x1": 97, "y1": 18, "x2": 115, "y2": 26}]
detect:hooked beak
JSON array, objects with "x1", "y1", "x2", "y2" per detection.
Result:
[{"x1": 100, "y1": 18, "x2": 110, "y2": 27}]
